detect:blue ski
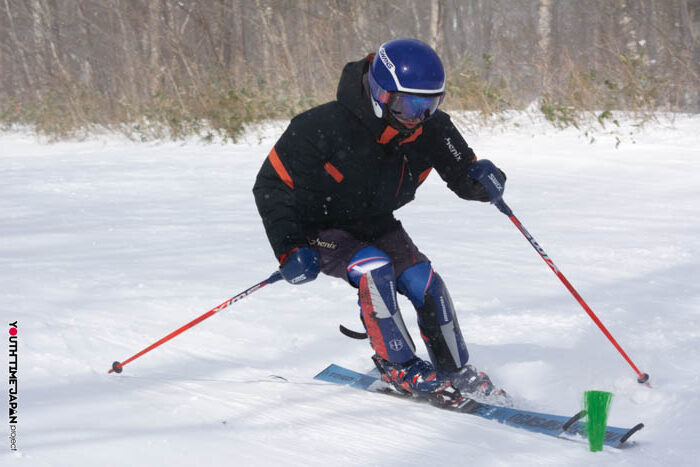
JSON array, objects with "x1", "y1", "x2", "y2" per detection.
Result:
[{"x1": 314, "y1": 364, "x2": 643, "y2": 448}]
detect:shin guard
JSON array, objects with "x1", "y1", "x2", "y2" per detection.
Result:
[
  {"x1": 358, "y1": 263, "x2": 416, "y2": 364},
  {"x1": 398, "y1": 264, "x2": 469, "y2": 375},
  {"x1": 418, "y1": 274, "x2": 469, "y2": 374}
]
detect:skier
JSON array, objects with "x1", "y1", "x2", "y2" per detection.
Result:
[{"x1": 253, "y1": 38, "x2": 507, "y2": 404}]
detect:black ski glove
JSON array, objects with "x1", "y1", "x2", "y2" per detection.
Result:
[{"x1": 467, "y1": 160, "x2": 506, "y2": 203}]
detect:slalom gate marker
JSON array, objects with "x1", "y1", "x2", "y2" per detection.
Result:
[{"x1": 584, "y1": 390, "x2": 614, "y2": 452}]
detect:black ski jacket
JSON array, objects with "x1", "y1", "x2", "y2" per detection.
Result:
[{"x1": 253, "y1": 55, "x2": 493, "y2": 261}]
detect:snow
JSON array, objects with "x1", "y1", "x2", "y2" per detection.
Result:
[{"x1": 2, "y1": 114, "x2": 699, "y2": 466}]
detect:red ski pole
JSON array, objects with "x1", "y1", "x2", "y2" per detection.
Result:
[
  {"x1": 108, "y1": 271, "x2": 283, "y2": 374},
  {"x1": 499, "y1": 202, "x2": 649, "y2": 383},
  {"x1": 468, "y1": 160, "x2": 649, "y2": 384}
]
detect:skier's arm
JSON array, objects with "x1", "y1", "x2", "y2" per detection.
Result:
[
  {"x1": 252, "y1": 123, "x2": 318, "y2": 262},
  {"x1": 429, "y1": 112, "x2": 505, "y2": 201}
]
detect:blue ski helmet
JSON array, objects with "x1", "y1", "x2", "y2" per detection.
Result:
[{"x1": 368, "y1": 38, "x2": 445, "y2": 125}]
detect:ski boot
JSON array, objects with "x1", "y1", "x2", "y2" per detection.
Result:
[
  {"x1": 372, "y1": 355, "x2": 462, "y2": 406},
  {"x1": 449, "y1": 364, "x2": 510, "y2": 404},
  {"x1": 397, "y1": 264, "x2": 510, "y2": 405}
]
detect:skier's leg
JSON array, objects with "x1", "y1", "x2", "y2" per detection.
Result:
[
  {"x1": 348, "y1": 247, "x2": 457, "y2": 401},
  {"x1": 397, "y1": 262, "x2": 469, "y2": 374},
  {"x1": 347, "y1": 247, "x2": 416, "y2": 364},
  {"x1": 398, "y1": 262, "x2": 499, "y2": 396}
]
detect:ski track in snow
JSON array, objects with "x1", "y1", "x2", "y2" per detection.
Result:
[{"x1": 1, "y1": 115, "x2": 699, "y2": 466}]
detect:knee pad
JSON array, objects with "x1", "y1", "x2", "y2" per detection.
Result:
[
  {"x1": 358, "y1": 262, "x2": 416, "y2": 363},
  {"x1": 347, "y1": 246, "x2": 391, "y2": 287},
  {"x1": 397, "y1": 261, "x2": 433, "y2": 307}
]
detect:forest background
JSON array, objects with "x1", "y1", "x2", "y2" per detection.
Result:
[{"x1": 1, "y1": 0, "x2": 699, "y2": 141}]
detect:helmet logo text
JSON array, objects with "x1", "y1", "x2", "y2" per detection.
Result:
[{"x1": 378, "y1": 46, "x2": 395, "y2": 72}]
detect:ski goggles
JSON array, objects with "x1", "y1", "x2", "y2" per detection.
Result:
[{"x1": 386, "y1": 91, "x2": 444, "y2": 124}]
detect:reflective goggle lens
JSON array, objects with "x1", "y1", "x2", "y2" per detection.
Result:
[{"x1": 387, "y1": 92, "x2": 443, "y2": 123}]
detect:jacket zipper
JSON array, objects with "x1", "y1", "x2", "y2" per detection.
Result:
[{"x1": 395, "y1": 155, "x2": 407, "y2": 198}]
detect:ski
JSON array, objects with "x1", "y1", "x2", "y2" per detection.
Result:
[{"x1": 314, "y1": 364, "x2": 643, "y2": 448}]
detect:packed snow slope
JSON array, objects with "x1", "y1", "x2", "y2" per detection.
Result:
[{"x1": 2, "y1": 114, "x2": 699, "y2": 466}]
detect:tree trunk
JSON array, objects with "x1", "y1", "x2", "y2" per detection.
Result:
[
  {"x1": 3, "y1": 0, "x2": 34, "y2": 89},
  {"x1": 149, "y1": 0, "x2": 161, "y2": 94},
  {"x1": 429, "y1": 0, "x2": 442, "y2": 51}
]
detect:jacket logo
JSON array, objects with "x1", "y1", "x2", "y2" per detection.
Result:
[
  {"x1": 309, "y1": 238, "x2": 338, "y2": 250},
  {"x1": 444, "y1": 137, "x2": 462, "y2": 161}
]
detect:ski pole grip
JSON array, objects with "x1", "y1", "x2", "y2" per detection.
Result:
[{"x1": 467, "y1": 159, "x2": 512, "y2": 216}]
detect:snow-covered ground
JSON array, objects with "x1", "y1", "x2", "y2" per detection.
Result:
[{"x1": 2, "y1": 114, "x2": 699, "y2": 466}]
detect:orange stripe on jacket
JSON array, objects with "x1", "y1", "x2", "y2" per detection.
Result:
[
  {"x1": 417, "y1": 167, "x2": 432, "y2": 184},
  {"x1": 398, "y1": 126, "x2": 423, "y2": 146},
  {"x1": 377, "y1": 126, "x2": 399, "y2": 144},
  {"x1": 268, "y1": 147, "x2": 294, "y2": 190},
  {"x1": 324, "y1": 162, "x2": 344, "y2": 183}
]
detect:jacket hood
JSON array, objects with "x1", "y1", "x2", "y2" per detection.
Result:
[{"x1": 336, "y1": 55, "x2": 418, "y2": 142}]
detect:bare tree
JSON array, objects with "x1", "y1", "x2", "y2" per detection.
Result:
[{"x1": 1, "y1": 0, "x2": 698, "y2": 138}]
